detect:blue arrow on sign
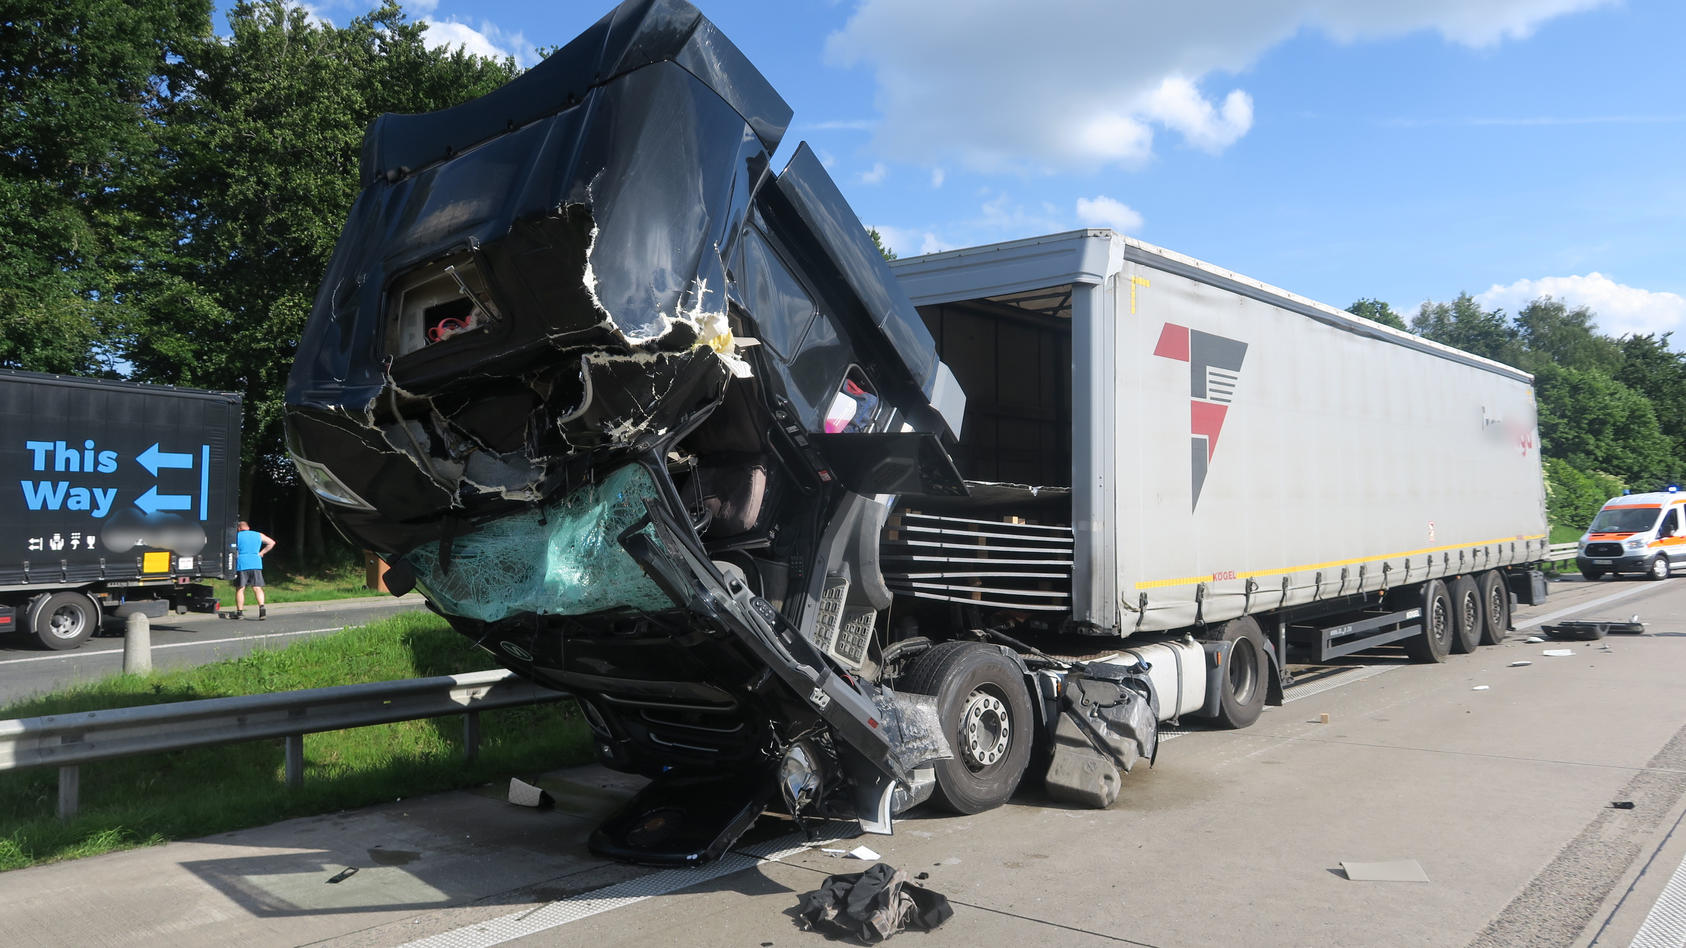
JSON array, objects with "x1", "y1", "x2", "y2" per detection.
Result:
[
  {"x1": 137, "y1": 443, "x2": 194, "y2": 476},
  {"x1": 136, "y1": 485, "x2": 192, "y2": 515}
]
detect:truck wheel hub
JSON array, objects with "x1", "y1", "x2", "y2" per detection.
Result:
[
  {"x1": 49, "y1": 607, "x2": 84, "y2": 638},
  {"x1": 960, "y1": 690, "x2": 1010, "y2": 769}
]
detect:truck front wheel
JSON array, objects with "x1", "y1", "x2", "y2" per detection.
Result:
[
  {"x1": 902, "y1": 642, "x2": 1034, "y2": 815},
  {"x1": 28, "y1": 592, "x2": 99, "y2": 650},
  {"x1": 1403, "y1": 580, "x2": 1452, "y2": 663},
  {"x1": 1214, "y1": 617, "x2": 1268, "y2": 729}
]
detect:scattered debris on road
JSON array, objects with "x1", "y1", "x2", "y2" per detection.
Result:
[
  {"x1": 1510, "y1": 661, "x2": 1533, "y2": 667},
  {"x1": 508, "y1": 778, "x2": 554, "y2": 809},
  {"x1": 1472, "y1": 685, "x2": 1490, "y2": 691},
  {"x1": 1340, "y1": 859, "x2": 1430, "y2": 883},
  {"x1": 1542, "y1": 649, "x2": 1575, "y2": 657},
  {"x1": 1610, "y1": 801, "x2": 1636, "y2": 810},
  {"x1": 798, "y1": 863, "x2": 953, "y2": 942},
  {"x1": 1525, "y1": 636, "x2": 1545, "y2": 643},
  {"x1": 326, "y1": 867, "x2": 358, "y2": 884}
]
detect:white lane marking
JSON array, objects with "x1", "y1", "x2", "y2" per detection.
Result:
[
  {"x1": 1630, "y1": 847, "x2": 1686, "y2": 948},
  {"x1": 402, "y1": 830, "x2": 846, "y2": 948},
  {"x1": 1514, "y1": 583, "x2": 1656, "y2": 630},
  {"x1": 0, "y1": 628, "x2": 346, "y2": 665}
]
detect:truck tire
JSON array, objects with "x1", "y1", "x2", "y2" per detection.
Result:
[
  {"x1": 1477, "y1": 571, "x2": 1510, "y2": 646},
  {"x1": 1403, "y1": 580, "x2": 1452, "y2": 663},
  {"x1": 901, "y1": 642, "x2": 1034, "y2": 815},
  {"x1": 29, "y1": 591, "x2": 98, "y2": 650},
  {"x1": 1214, "y1": 617, "x2": 1267, "y2": 729},
  {"x1": 1648, "y1": 555, "x2": 1671, "y2": 581},
  {"x1": 1448, "y1": 576, "x2": 1481, "y2": 655}
]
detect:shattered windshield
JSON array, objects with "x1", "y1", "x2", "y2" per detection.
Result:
[{"x1": 400, "y1": 463, "x2": 674, "y2": 623}]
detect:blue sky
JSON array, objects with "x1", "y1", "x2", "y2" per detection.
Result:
[{"x1": 275, "y1": 0, "x2": 1685, "y2": 340}]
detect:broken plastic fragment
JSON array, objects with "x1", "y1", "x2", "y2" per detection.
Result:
[
  {"x1": 1542, "y1": 648, "x2": 1574, "y2": 657},
  {"x1": 1509, "y1": 661, "x2": 1532, "y2": 667},
  {"x1": 1472, "y1": 685, "x2": 1490, "y2": 691},
  {"x1": 1340, "y1": 859, "x2": 1429, "y2": 883},
  {"x1": 848, "y1": 845, "x2": 881, "y2": 860}
]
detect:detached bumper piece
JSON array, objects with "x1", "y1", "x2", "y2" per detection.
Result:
[
  {"x1": 1043, "y1": 661, "x2": 1159, "y2": 809},
  {"x1": 1541, "y1": 619, "x2": 1645, "y2": 640}
]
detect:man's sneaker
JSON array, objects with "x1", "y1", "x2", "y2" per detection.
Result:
[
  {"x1": 234, "y1": 610, "x2": 244, "y2": 619},
  {"x1": 259, "y1": 606, "x2": 267, "y2": 620}
]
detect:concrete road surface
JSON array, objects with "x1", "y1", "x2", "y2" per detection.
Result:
[{"x1": 3, "y1": 575, "x2": 1685, "y2": 947}]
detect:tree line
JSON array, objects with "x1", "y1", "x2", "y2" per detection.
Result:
[
  {"x1": 3, "y1": 0, "x2": 517, "y2": 564},
  {"x1": 1347, "y1": 297, "x2": 1684, "y2": 530},
  {"x1": 5, "y1": 1, "x2": 1674, "y2": 567}
]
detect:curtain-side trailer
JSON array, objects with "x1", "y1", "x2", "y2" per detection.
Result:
[
  {"x1": 283, "y1": 0, "x2": 1548, "y2": 866},
  {"x1": 0, "y1": 370, "x2": 241, "y2": 649},
  {"x1": 886, "y1": 229, "x2": 1549, "y2": 737}
]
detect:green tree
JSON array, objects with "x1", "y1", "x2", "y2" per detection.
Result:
[
  {"x1": 1346, "y1": 298, "x2": 1408, "y2": 330},
  {"x1": 1410, "y1": 293, "x2": 1518, "y2": 365},
  {"x1": 1512, "y1": 297, "x2": 1620, "y2": 376},
  {"x1": 868, "y1": 227, "x2": 897, "y2": 261},
  {"x1": 1616, "y1": 333, "x2": 1686, "y2": 481},
  {"x1": 1532, "y1": 361, "x2": 1671, "y2": 488},
  {"x1": 1542, "y1": 457, "x2": 1624, "y2": 530},
  {"x1": 0, "y1": 0, "x2": 212, "y2": 373}
]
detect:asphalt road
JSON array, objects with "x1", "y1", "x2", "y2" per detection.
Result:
[
  {"x1": 0, "y1": 594, "x2": 428, "y2": 705},
  {"x1": 4, "y1": 574, "x2": 1686, "y2": 947}
]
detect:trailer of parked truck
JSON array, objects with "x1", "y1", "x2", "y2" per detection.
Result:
[
  {"x1": 1, "y1": 370, "x2": 240, "y2": 649},
  {"x1": 283, "y1": 0, "x2": 1548, "y2": 865}
]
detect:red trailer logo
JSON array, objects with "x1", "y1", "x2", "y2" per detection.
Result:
[{"x1": 1154, "y1": 322, "x2": 1248, "y2": 508}]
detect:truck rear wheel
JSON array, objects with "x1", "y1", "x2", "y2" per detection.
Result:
[
  {"x1": 1403, "y1": 580, "x2": 1452, "y2": 663},
  {"x1": 902, "y1": 642, "x2": 1034, "y2": 815},
  {"x1": 1448, "y1": 576, "x2": 1481, "y2": 654},
  {"x1": 1477, "y1": 571, "x2": 1509, "y2": 645},
  {"x1": 1214, "y1": 617, "x2": 1267, "y2": 729},
  {"x1": 29, "y1": 592, "x2": 98, "y2": 650}
]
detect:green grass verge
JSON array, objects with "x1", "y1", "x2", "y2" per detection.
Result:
[
  {"x1": 0, "y1": 612, "x2": 593, "y2": 871},
  {"x1": 206, "y1": 558, "x2": 378, "y2": 606}
]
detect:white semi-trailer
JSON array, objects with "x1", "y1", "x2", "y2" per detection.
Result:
[{"x1": 287, "y1": 0, "x2": 1548, "y2": 865}]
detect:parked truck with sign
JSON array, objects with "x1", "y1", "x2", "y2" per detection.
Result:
[
  {"x1": 284, "y1": 0, "x2": 1549, "y2": 865},
  {"x1": 0, "y1": 370, "x2": 241, "y2": 649}
]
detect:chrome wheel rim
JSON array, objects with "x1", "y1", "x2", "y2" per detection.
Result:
[{"x1": 960, "y1": 690, "x2": 1010, "y2": 770}]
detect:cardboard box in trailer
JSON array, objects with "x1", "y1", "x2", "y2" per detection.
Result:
[
  {"x1": 0, "y1": 370, "x2": 241, "y2": 648},
  {"x1": 284, "y1": 0, "x2": 1548, "y2": 866}
]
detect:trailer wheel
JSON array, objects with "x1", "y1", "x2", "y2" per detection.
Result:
[
  {"x1": 29, "y1": 592, "x2": 98, "y2": 650},
  {"x1": 1403, "y1": 580, "x2": 1452, "y2": 663},
  {"x1": 1477, "y1": 571, "x2": 1510, "y2": 646},
  {"x1": 1648, "y1": 555, "x2": 1671, "y2": 581},
  {"x1": 902, "y1": 642, "x2": 1034, "y2": 814},
  {"x1": 1448, "y1": 576, "x2": 1481, "y2": 654},
  {"x1": 1214, "y1": 617, "x2": 1268, "y2": 729}
]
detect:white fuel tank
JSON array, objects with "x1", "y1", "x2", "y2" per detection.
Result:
[{"x1": 1104, "y1": 638, "x2": 1208, "y2": 720}]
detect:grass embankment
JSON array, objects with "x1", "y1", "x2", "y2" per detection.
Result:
[
  {"x1": 0, "y1": 612, "x2": 593, "y2": 871},
  {"x1": 206, "y1": 558, "x2": 377, "y2": 606}
]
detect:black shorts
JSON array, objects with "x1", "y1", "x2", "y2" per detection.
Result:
[{"x1": 236, "y1": 569, "x2": 265, "y2": 588}]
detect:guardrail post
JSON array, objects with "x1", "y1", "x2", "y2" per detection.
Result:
[
  {"x1": 58, "y1": 765, "x2": 79, "y2": 820},
  {"x1": 463, "y1": 711, "x2": 481, "y2": 763},
  {"x1": 123, "y1": 613, "x2": 152, "y2": 675},
  {"x1": 284, "y1": 735, "x2": 304, "y2": 789}
]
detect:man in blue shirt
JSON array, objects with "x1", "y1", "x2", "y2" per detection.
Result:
[{"x1": 233, "y1": 521, "x2": 276, "y2": 619}]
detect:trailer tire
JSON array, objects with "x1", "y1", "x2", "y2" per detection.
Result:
[
  {"x1": 1403, "y1": 580, "x2": 1453, "y2": 663},
  {"x1": 1648, "y1": 555, "x2": 1670, "y2": 581},
  {"x1": 28, "y1": 591, "x2": 98, "y2": 650},
  {"x1": 1448, "y1": 576, "x2": 1481, "y2": 654},
  {"x1": 1214, "y1": 617, "x2": 1268, "y2": 729},
  {"x1": 1477, "y1": 571, "x2": 1510, "y2": 646},
  {"x1": 902, "y1": 642, "x2": 1034, "y2": 815}
]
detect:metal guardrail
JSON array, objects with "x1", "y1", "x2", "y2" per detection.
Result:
[
  {"x1": 1546, "y1": 541, "x2": 1578, "y2": 562},
  {"x1": 0, "y1": 669, "x2": 570, "y2": 819}
]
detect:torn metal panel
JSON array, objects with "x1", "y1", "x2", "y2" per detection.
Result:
[
  {"x1": 284, "y1": 0, "x2": 969, "y2": 864},
  {"x1": 1044, "y1": 661, "x2": 1159, "y2": 809}
]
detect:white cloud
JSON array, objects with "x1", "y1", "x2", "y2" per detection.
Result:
[
  {"x1": 859, "y1": 162, "x2": 888, "y2": 185},
  {"x1": 825, "y1": 0, "x2": 1612, "y2": 172},
  {"x1": 1476, "y1": 274, "x2": 1686, "y2": 340},
  {"x1": 421, "y1": 18, "x2": 533, "y2": 67},
  {"x1": 870, "y1": 225, "x2": 950, "y2": 258},
  {"x1": 1075, "y1": 196, "x2": 1145, "y2": 233},
  {"x1": 930, "y1": 168, "x2": 946, "y2": 189}
]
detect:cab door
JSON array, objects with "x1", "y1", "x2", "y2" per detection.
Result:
[{"x1": 1662, "y1": 505, "x2": 1686, "y2": 564}]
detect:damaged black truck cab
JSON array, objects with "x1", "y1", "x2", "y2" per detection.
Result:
[{"x1": 284, "y1": 0, "x2": 1124, "y2": 864}]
